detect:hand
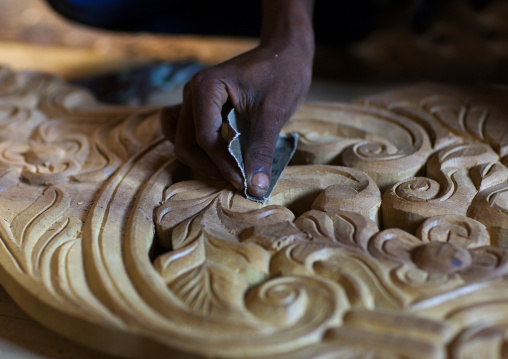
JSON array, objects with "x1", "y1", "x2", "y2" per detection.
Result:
[{"x1": 161, "y1": 0, "x2": 314, "y2": 198}]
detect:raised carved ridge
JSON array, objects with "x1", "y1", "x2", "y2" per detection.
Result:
[{"x1": 0, "y1": 68, "x2": 507, "y2": 358}]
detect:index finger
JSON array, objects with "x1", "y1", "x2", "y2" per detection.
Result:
[{"x1": 190, "y1": 74, "x2": 243, "y2": 188}]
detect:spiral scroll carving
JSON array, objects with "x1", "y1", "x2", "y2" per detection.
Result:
[
  {"x1": 245, "y1": 276, "x2": 344, "y2": 329},
  {"x1": 349, "y1": 140, "x2": 401, "y2": 159},
  {"x1": 395, "y1": 177, "x2": 441, "y2": 202},
  {"x1": 0, "y1": 68, "x2": 508, "y2": 358},
  {"x1": 383, "y1": 143, "x2": 486, "y2": 232},
  {"x1": 288, "y1": 103, "x2": 432, "y2": 192},
  {"x1": 418, "y1": 214, "x2": 490, "y2": 248}
]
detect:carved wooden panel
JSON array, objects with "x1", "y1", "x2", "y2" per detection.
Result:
[{"x1": 1, "y1": 67, "x2": 508, "y2": 358}]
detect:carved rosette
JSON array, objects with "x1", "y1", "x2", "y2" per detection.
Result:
[{"x1": 0, "y1": 68, "x2": 508, "y2": 358}]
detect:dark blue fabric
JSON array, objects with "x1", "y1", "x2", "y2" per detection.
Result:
[
  {"x1": 44, "y1": 0, "x2": 381, "y2": 43},
  {"x1": 46, "y1": 0, "x2": 262, "y2": 36}
]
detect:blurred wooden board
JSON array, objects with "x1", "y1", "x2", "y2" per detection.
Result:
[
  {"x1": 0, "y1": 41, "x2": 148, "y2": 80},
  {"x1": 0, "y1": 0, "x2": 256, "y2": 66}
]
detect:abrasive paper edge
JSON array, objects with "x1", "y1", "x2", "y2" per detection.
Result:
[{"x1": 226, "y1": 109, "x2": 298, "y2": 203}]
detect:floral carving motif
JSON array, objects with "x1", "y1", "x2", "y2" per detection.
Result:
[
  {"x1": 0, "y1": 136, "x2": 89, "y2": 185},
  {"x1": 369, "y1": 214, "x2": 506, "y2": 277},
  {"x1": 286, "y1": 103, "x2": 432, "y2": 191},
  {"x1": 153, "y1": 165, "x2": 381, "y2": 321},
  {"x1": 1, "y1": 68, "x2": 508, "y2": 358}
]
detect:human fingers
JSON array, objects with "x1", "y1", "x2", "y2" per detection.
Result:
[
  {"x1": 190, "y1": 73, "x2": 243, "y2": 189},
  {"x1": 243, "y1": 105, "x2": 285, "y2": 198},
  {"x1": 160, "y1": 104, "x2": 181, "y2": 143},
  {"x1": 173, "y1": 86, "x2": 222, "y2": 179}
]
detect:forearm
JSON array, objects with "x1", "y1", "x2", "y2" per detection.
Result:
[{"x1": 260, "y1": 0, "x2": 315, "y2": 56}]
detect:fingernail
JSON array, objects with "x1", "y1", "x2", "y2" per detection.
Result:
[{"x1": 251, "y1": 172, "x2": 269, "y2": 190}]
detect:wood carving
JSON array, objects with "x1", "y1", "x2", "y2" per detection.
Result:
[{"x1": 1, "y1": 67, "x2": 508, "y2": 358}]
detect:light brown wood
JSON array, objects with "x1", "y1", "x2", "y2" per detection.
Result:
[
  {"x1": 0, "y1": 67, "x2": 508, "y2": 358},
  {"x1": 0, "y1": 41, "x2": 149, "y2": 80},
  {"x1": 0, "y1": 0, "x2": 257, "y2": 68},
  {"x1": 0, "y1": 284, "x2": 115, "y2": 359}
]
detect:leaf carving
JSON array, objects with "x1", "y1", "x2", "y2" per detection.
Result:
[
  {"x1": 294, "y1": 209, "x2": 379, "y2": 251},
  {"x1": 154, "y1": 236, "x2": 268, "y2": 319},
  {"x1": 0, "y1": 216, "x2": 26, "y2": 273},
  {"x1": 155, "y1": 179, "x2": 294, "y2": 248},
  {"x1": 169, "y1": 262, "x2": 248, "y2": 317},
  {"x1": 35, "y1": 217, "x2": 82, "y2": 296},
  {"x1": 0, "y1": 186, "x2": 82, "y2": 278},
  {"x1": 470, "y1": 162, "x2": 508, "y2": 191},
  {"x1": 2, "y1": 72, "x2": 508, "y2": 359}
]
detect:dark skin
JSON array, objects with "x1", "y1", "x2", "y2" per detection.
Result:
[{"x1": 161, "y1": 0, "x2": 315, "y2": 197}]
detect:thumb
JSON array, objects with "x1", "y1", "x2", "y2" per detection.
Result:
[{"x1": 243, "y1": 119, "x2": 281, "y2": 199}]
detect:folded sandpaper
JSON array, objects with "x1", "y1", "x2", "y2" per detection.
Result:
[{"x1": 226, "y1": 109, "x2": 297, "y2": 202}]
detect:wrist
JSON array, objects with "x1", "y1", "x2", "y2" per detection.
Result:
[{"x1": 260, "y1": 0, "x2": 315, "y2": 55}]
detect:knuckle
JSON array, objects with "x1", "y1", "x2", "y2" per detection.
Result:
[
  {"x1": 185, "y1": 69, "x2": 223, "y2": 97},
  {"x1": 190, "y1": 72, "x2": 205, "y2": 87},
  {"x1": 190, "y1": 70, "x2": 227, "y2": 96},
  {"x1": 190, "y1": 70, "x2": 215, "y2": 88}
]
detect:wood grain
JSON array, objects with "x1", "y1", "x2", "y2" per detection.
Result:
[
  {"x1": 0, "y1": 67, "x2": 507, "y2": 358},
  {"x1": 0, "y1": 285, "x2": 114, "y2": 359}
]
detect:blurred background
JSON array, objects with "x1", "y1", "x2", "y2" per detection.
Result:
[
  {"x1": 0, "y1": 0, "x2": 507, "y2": 358},
  {"x1": 0, "y1": 0, "x2": 507, "y2": 105}
]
